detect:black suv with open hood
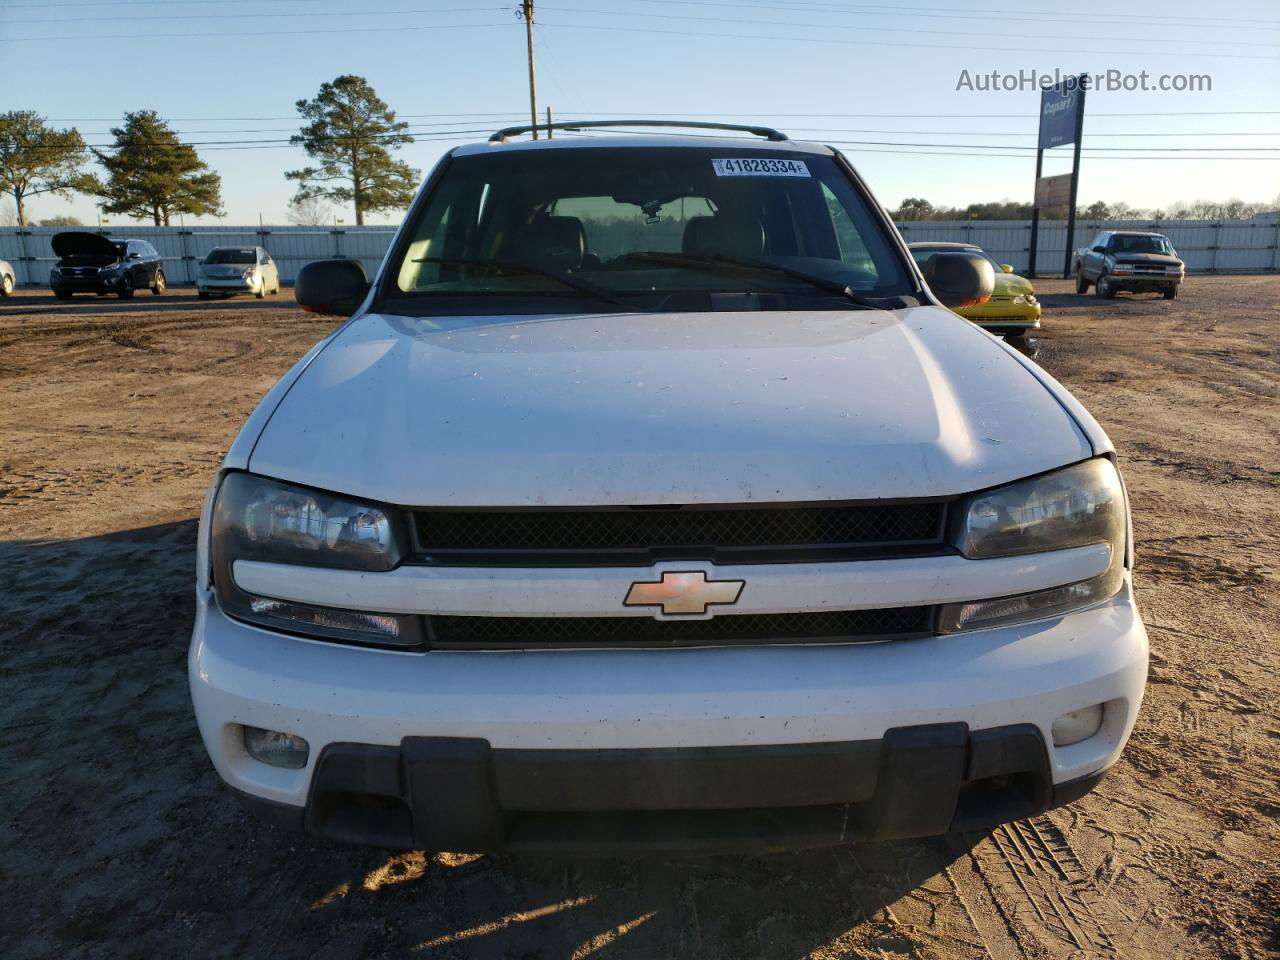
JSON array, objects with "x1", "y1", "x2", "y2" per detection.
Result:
[{"x1": 49, "y1": 232, "x2": 166, "y2": 299}]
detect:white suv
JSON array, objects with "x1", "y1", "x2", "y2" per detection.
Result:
[{"x1": 189, "y1": 121, "x2": 1147, "y2": 853}]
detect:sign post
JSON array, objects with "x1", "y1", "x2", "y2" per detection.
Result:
[{"x1": 1028, "y1": 75, "x2": 1087, "y2": 279}]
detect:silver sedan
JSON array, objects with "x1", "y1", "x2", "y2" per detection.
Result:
[{"x1": 197, "y1": 246, "x2": 281, "y2": 299}]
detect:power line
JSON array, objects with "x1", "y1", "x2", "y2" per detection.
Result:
[
  {"x1": 65, "y1": 124, "x2": 1280, "y2": 139},
  {"x1": 533, "y1": 4, "x2": 1280, "y2": 48},
  {"x1": 628, "y1": 0, "x2": 1280, "y2": 30},
  {"x1": 15, "y1": 0, "x2": 1280, "y2": 29},
  {"x1": 536, "y1": 19, "x2": 1280, "y2": 60},
  {"x1": 0, "y1": 19, "x2": 516, "y2": 42},
  {"x1": 16, "y1": 4, "x2": 505, "y2": 24},
  {"x1": 16, "y1": 0, "x2": 1273, "y2": 48},
  {"x1": 44, "y1": 109, "x2": 1280, "y2": 123}
]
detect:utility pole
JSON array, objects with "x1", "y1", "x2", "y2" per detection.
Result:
[{"x1": 521, "y1": 0, "x2": 539, "y2": 139}]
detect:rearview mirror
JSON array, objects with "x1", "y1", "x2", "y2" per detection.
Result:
[
  {"x1": 295, "y1": 259, "x2": 370, "y2": 316},
  {"x1": 1092, "y1": 245, "x2": 1106, "y2": 254},
  {"x1": 923, "y1": 252, "x2": 994, "y2": 309}
]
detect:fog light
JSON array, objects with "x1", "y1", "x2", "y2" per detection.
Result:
[
  {"x1": 1051, "y1": 705, "x2": 1104, "y2": 747},
  {"x1": 243, "y1": 725, "x2": 310, "y2": 769}
]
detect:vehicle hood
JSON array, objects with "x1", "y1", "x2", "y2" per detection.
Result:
[
  {"x1": 991, "y1": 272, "x2": 1033, "y2": 297},
  {"x1": 50, "y1": 231, "x2": 120, "y2": 260},
  {"x1": 1113, "y1": 253, "x2": 1181, "y2": 266},
  {"x1": 248, "y1": 307, "x2": 1093, "y2": 505}
]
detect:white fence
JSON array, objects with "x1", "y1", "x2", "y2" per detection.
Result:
[
  {"x1": 2, "y1": 217, "x2": 1277, "y2": 287},
  {"x1": 0, "y1": 225, "x2": 397, "y2": 287},
  {"x1": 895, "y1": 217, "x2": 1280, "y2": 276}
]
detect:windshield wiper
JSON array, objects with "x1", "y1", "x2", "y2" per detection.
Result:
[
  {"x1": 412, "y1": 256, "x2": 624, "y2": 306},
  {"x1": 623, "y1": 251, "x2": 889, "y2": 310}
]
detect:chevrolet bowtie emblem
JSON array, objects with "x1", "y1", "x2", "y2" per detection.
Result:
[{"x1": 624, "y1": 571, "x2": 745, "y2": 617}]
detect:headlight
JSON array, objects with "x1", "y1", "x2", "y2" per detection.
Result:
[
  {"x1": 1012, "y1": 295, "x2": 1027, "y2": 305},
  {"x1": 938, "y1": 459, "x2": 1126, "y2": 632},
  {"x1": 210, "y1": 472, "x2": 421, "y2": 646},
  {"x1": 243, "y1": 267, "x2": 258, "y2": 278},
  {"x1": 1025, "y1": 294, "x2": 1037, "y2": 304}
]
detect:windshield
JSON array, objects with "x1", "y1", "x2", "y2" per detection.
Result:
[
  {"x1": 381, "y1": 147, "x2": 914, "y2": 315},
  {"x1": 205, "y1": 249, "x2": 256, "y2": 265},
  {"x1": 1111, "y1": 234, "x2": 1174, "y2": 256}
]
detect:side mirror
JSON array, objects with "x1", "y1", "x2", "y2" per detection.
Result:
[
  {"x1": 295, "y1": 259, "x2": 370, "y2": 316},
  {"x1": 128, "y1": 252, "x2": 142, "y2": 260},
  {"x1": 1000, "y1": 263, "x2": 1014, "y2": 273},
  {"x1": 923, "y1": 252, "x2": 994, "y2": 309},
  {"x1": 1092, "y1": 245, "x2": 1106, "y2": 254}
]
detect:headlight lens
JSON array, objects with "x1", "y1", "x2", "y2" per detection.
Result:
[
  {"x1": 951, "y1": 458, "x2": 1124, "y2": 559},
  {"x1": 939, "y1": 459, "x2": 1127, "y2": 632},
  {"x1": 210, "y1": 472, "x2": 421, "y2": 646}
]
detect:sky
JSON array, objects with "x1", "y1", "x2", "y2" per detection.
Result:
[{"x1": 3, "y1": 0, "x2": 1278, "y2": 226}]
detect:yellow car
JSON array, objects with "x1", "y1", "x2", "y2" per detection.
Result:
[{"x1": 908, "y1": 242, "x2": 1041, "y2": 340}]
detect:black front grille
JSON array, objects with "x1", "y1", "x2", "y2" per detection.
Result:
[
  {"x1": 426, "y1": 606, "x2": 934, "y2": 649},
  {"x1": 413, "y1": 502, "x2": 947, "y2": 566}
]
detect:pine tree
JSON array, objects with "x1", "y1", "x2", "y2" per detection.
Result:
[
  {"x1": 89, "y1": 111, "x2": 223, "y2": 225},
  {"x1": 286, "y1": 76, "x2": 419, "y2": 225}
]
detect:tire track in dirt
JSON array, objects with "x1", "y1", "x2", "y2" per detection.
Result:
[{"x1": 966, "y1": 818, "x2": 1122, "y2": 957}]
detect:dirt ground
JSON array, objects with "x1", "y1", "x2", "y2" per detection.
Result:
[{"x1": 1, "y1": 278, "x2": 1276, "y2": 960}]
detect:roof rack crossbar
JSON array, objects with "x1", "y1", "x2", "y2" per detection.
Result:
[{"x1": 488, "y1": 119, "x2": 788, "y2": 143}]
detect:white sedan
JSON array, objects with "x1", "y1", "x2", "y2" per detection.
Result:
[{"x1": 197, "y1": 246, "x2": 280, "y2": 299}]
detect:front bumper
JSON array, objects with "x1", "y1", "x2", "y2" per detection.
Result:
[
  {"x1": 50, "y1": 274, "x2": 121, "y2": 293},
  {"x1": 1109, "y1": 274, "x2": 1181, "y2": 292},
  {"x1": 190, "y1": 581, "x2": 1148, "y2": 851},
  {"x1": 198, "y1": 277, "x2": 259, "y2": 294},
  {"x1": 236, "y1": 726, "x2": 1109, "y2": 854},
  {"x1": 957, "y1": 301, "x2": 1041, "y2": 334}
]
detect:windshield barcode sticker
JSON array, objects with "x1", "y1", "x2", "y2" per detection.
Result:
[{"x1": 712, "y1": 158, "x2": 810, "y2": 177}]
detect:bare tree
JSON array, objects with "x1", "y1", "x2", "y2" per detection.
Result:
[{"x1": 287, "y1": 196, "x2": 334, "y2": 226}]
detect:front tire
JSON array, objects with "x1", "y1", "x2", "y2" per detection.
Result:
[
  {"x1": 1095, "y1": 274, "x2": 1116, "y2": 299},
  {"x1": 118, "y1": 275, "x2": 134, "y2": 299},
  {"x1": 54, "y1": 288, "x2": 73, "y2": 301},
  {"x1": 151, "y1": 271, "x2": 165, "y2": 295},
  {"x1": 1075, "y1": 270, "x2": 1089, "y2": 294},
  {"x1": 1162, "y1": 285, "x2": 1179, "y2": 300},
  {"x1": 255, "y1": 280, "x2": 265, "y2": 299}
]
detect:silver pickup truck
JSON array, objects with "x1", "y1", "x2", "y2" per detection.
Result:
[{"x1": 1073, "y1": 230, "x2": 1184, "y2": 300}]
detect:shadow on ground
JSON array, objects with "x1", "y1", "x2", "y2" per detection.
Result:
[
  {"x1": 0, "y1": 288, "x2": 298, "y2": 317},
  {"x1": 0, "y1": 521, "x2": 987, "y2": 959}
]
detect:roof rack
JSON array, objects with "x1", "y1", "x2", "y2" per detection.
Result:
[{"x1": 488, "y1": 119, "x2": 788, "y2": 144}]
